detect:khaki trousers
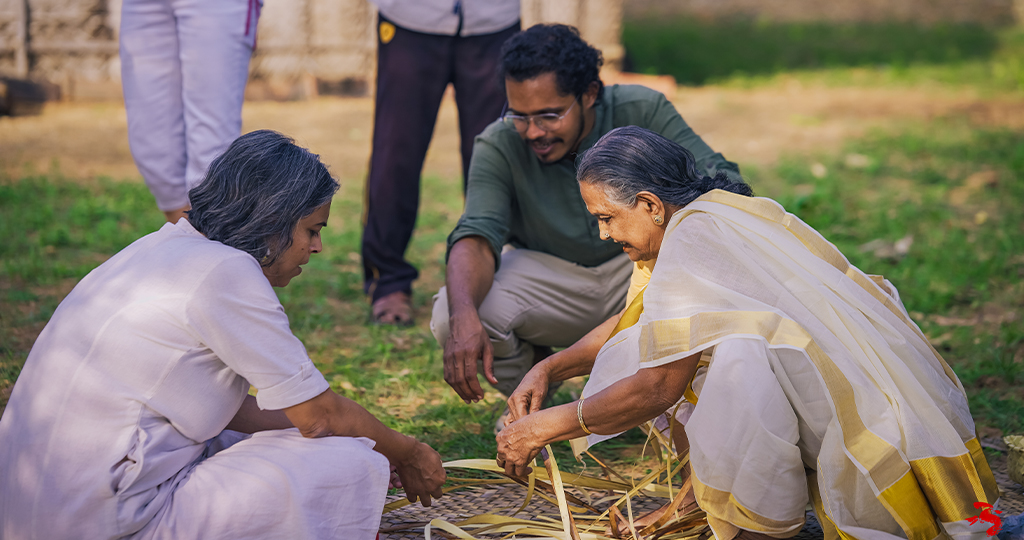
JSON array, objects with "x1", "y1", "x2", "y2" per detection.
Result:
[{"x1": 431, "y1": 249, "x2": 632, "y2": 397}]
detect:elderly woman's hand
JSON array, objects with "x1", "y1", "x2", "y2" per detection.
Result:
[
  {"x1": 505, "y1": 362, "x2": 552, "y2": 426},
  {"x1": 495, "y1": 414, "x2": 548, "y2": 477},
  {"x1": 393, "y1": 441, "x2": 447, "y2": 507}
]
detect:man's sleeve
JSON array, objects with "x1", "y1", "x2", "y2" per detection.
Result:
[
  {"x1": 644, "y1": 93, "x2": 743, "y2": 182},
  {"x1": 445, "y1": 137, "x2": 514, "y2": 269}
]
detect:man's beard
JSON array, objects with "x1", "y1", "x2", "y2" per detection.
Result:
[{"x1": 527, "y1": 103, "x2": 585, "y2": 163}]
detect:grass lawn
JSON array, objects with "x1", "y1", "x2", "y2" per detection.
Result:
[
  {"x1": 2, "y1": 20, "x2": 1023, "y2": 476},
  {"x1": 623, "y1": 18, "x2": 1024, "y2": 92}
]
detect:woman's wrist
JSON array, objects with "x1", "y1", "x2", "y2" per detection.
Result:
[
  {"x1": 540, "y1": 348, "x2": 589, "y2": 383},
  {"x1": 531, "y1": 403, "x2": 583, "y2": 447},
  {"x1": 538, "y1": 350, "x2": 583, "y2": 383},
  {"x1": 533, "y1": 355, "x2": 558, "y2": 382},
  {"x1": 381, "y1": 431, "x2": 420, "y2": 465}
]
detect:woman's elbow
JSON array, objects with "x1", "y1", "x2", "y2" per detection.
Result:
[
  {"x1": 646, "y1": 388, "x2": 684, "y2": 415},
  {"x1": 639, "y1": 364, "x2": 691, "y2": 412},
  {"x1": 284, "y1": 390, "x2": 341, "y2": 438},
  {"x1": 296, "y1": 418, "x2": 334, "y2": 439}
]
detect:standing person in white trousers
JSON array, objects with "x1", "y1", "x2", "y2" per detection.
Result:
[{"x1": 120, "y1": 0, "x2": 260, "y2": 223}]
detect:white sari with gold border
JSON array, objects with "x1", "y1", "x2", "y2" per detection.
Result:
[{"x1": 574, "y1": 190, "x2": 999, "y2": 540}]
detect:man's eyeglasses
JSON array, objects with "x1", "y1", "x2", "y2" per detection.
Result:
[{"x1": 501, "y1": 100, "x2": 576, "y2": 133}]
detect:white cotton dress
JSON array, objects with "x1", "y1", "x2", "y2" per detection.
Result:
[{"x1": 0, "y1": 219, "x2": 390, "y2": 540}]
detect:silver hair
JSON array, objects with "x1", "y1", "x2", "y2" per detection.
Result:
[
  {"x1": 577, "y1": 126, "x2": 751, "y2": 209},
  {"x1": 187, "y1": 130, "x2": 339, "y2": 266}
]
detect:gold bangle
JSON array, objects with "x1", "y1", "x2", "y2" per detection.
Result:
[{"x1": 577, "y1": 398, "x2": 592, "y2": 435}]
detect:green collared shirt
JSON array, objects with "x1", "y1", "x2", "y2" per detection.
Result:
[{"x1": 447, "y1": 84, "x2": 741, "y2": 269}]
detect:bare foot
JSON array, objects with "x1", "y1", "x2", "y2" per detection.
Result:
[{"x1": 372, "y1": 290, "x2": 414, "y2": 326}]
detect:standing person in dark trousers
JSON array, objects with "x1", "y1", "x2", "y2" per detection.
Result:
[{"x1": 363, "y1": 0, "x2": 520, "y2": 326}]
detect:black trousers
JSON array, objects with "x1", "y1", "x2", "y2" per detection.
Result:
[{"x1": 361, "y1": 16, "x2": 518, "y2": 302}]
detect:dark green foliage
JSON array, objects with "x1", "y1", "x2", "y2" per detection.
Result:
[{"x1": 622, "y1": 18, "x2": 1023, "y2": 90}]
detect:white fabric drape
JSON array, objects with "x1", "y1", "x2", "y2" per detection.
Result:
[
  {"x1": 134, "y1": 429, "x2": 389, "y2": 540},
  {"x1": 575, "y1": 190, "x2": 998, "y2": 540}
]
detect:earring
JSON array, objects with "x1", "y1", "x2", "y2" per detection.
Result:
[{"x1": 653, "y1": 215, "x2": 663, "y2": 225}]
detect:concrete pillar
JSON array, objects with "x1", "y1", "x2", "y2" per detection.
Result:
[
  {"x1": 520, "y1": 0, "x2": 624, "y2": 70},
  {"x1": 14, "y1": 0, "x2": 29, "y2": 77}
]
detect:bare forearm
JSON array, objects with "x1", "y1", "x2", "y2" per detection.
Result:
[
  {"x1": 285, "y1": 390, "x2": 416, "y2": 463},
  {"x1": 285, "y1": 389, "x2": 446, "y2": 506},
  {"x1": 584, "y1": 356, "x2": 696, "y2": 435},
  {"x1": 520, "y1": 356, "x2": 697, "y2": 447},
  {"x1": 497, "y1": 359, "x2": 697, "y2": 476},
  {"x1": 442, "y1": 237, "x2": 502, "y2": 401},
  {"x1": 226, "y1": 394, "x2": 293, "y2": 433},
  {"x1": 331, "y1": 395, "x2": 417, "y2": 463},
  {"x1": 539, "y1": 312, "x2": 622, "y2": 382},
  {"x1": 539, "y1": 369, "x2": 685, "y2": 443},
  {"x1": 446, "y1": 237, "x2": 496, "y2": 317}
]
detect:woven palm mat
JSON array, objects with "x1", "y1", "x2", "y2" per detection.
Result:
[{"x1": 379, "y1": 457, "x2": 1024, "y2": 539}]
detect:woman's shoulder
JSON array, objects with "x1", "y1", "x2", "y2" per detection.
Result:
[
  {"x1": 107, "y1": 221, "x2": 265, "y2": 295},
  {"x1": 165, "y1": 220, "x2": 260, "y2": 269}
]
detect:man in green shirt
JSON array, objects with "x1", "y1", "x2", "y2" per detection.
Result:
[{"x1": 430, "y1": 24, "x2": 741, "y2": 408}]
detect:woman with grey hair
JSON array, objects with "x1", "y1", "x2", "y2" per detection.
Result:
[
  {"x1": 496, "y1": 126, "x2": 997, "y2": 539},
  {"x1": 0, "y1": 130, "x2": 445, "y2": 540}
]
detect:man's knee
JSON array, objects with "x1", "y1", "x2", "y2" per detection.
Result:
[
  {"x1": 430, "y1": 285, "x2": 520, "y2": 349},
  {"x1": 429, "y1": 287, "x2": 450, "y2": 346},
  {"x1": 430, "y1": 284, "x2": 531, "y2": 374}
]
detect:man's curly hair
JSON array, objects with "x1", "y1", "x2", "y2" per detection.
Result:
[{"x1": 499, "y1": 24, "x2": 604, "y2": 102}]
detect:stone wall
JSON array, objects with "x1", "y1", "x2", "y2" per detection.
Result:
[
  {"x1": 251, "y1": 0, "x2": 627, "y2": 99},
  {"x1": 0, "y1": 0, "x2": 622, "y2": 101},
  {"x1": 247, "y1": 0, "x2": 377, "y2": 100},
  {"x1": 2, "y1": 0, "x2": 1021, "y2": 102},
  {"x1": 624, "y1": 0, "x2": 1020, "y2": 26},
  {"x1": 0, "y1": 0, "x2": 121, "y2": 100},
  {"x1": 522, "y1": 0, "x2": 624, "y2": 68}
]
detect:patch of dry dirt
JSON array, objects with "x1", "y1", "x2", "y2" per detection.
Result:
[
  {"x1": 669, "y1": 82, "x2": 1024, "y2": 168},
  {"x1": 3, "y1": 83, "x2": 1023, "y2": 187}
]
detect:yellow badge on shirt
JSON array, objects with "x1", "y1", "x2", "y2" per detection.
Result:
[{"x1": 379, "y1": 21, "x2": 396, "y2": 44}]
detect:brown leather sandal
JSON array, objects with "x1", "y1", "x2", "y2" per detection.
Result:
[{"x1": 371, "y1": 290, "x2": 414, "y2": 327}]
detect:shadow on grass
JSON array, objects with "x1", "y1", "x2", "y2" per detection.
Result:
[{"x1": 623, "y1": 18, "x2": 1002, "y2": 85}]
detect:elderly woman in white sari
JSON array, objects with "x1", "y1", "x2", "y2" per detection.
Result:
[
  {"x1": 495, "y1": 126, "x2": 999, "y2": 540},
  {"x1": 0, "y1": 130, "x2": 446, "y2": 540}
]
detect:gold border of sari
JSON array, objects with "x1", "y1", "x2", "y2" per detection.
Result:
[
  {"x1": 691, "y1": 472, "x2": 806, "y2": 536},
  {"x1": 608, "y1": 286, "x2": 645, "y2": 340},
  {"x1": 639, "y1": 308, "x2": 997, "y2": 538},
  {"x1": 631, "y1": 191, "x2": 997, "y2": 537}
]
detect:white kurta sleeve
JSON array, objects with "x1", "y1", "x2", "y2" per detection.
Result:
[{"x1": 184, "y1": 253, "x2": 329, "y2": 410}]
